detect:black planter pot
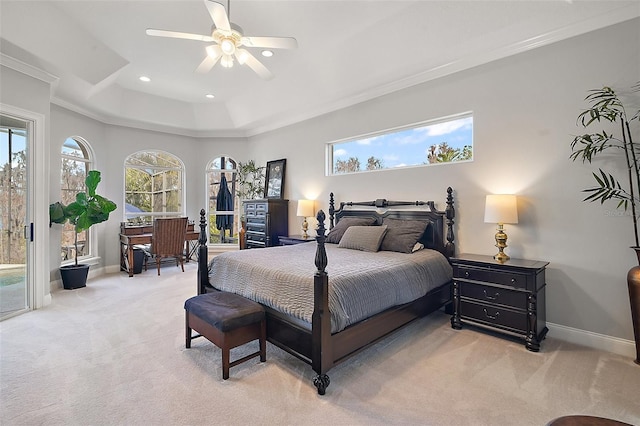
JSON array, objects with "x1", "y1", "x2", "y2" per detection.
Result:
[{"x1": 60, "y1": 264, "x2": 90, "y2": 290}]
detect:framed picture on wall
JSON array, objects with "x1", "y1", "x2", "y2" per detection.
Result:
[{"x1": 264, "y1": 159, "x2": 286, "y2": 199}]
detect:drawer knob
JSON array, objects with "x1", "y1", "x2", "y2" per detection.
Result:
[
  {"x1": 483, "y1": 290, "x2": 500, "y2": 300},
  {"x1": 511, "y1": 278, "x2": 516, "y2": 284},
  {"x1": 464, "y1": 271, "x2": 470, "y2": 278},
  {"x1": 483, "y1": 308, "x2": 500, "y2": 320}
]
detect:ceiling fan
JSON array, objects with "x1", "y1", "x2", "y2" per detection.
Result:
[{"x1": 146, "y1": 0, "x2": 297, "y2": 80}]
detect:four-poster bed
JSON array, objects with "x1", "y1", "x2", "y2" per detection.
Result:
[{"x1": 196, "y1": 187, "x2": 456, "y2": 394}]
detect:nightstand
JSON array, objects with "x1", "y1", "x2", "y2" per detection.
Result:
[
  {"x1": 278, "y1": 235, "x2": 315, "y2": 246},
  {"x1": 450, "y1": 253, "x2": 549, "y2": 351}
]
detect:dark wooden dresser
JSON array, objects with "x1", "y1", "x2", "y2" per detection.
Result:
[
  {"x1": 450, "y1": 253, "x2": 549, "y2": 351},
  {"x1": 243, "y1": 199, "x2": 288, "y2": 249}
]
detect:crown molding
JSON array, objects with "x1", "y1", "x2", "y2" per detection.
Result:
[
  {"x1": 51, "y1": 97, "x2": 248, "y2": 139},
  {"x1": 0, "y1": 53, "x2": 58, "y2": 85}
]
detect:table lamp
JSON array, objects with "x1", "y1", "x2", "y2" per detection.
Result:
[
  {"x1": 296, "y1": 199, "x2": 315, "y2": 239},
  {"x1": 484, "y1": 194, "x2": 518, "y2": 262}
]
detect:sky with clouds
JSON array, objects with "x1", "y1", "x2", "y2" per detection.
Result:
[{"x1": 333, "y1": 115, "x2": 473, "y2": 169}]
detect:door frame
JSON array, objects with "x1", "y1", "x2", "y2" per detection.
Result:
[{"x1": 1, "y1": 103, "x2": 50, "y2": 310}]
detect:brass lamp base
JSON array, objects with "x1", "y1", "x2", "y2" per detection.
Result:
[
  {"x1": 301, "y1": 218, "x2": 309, "y2": 239},
  {"x1": 493, "y1": 224, "x2": 510, "y2": 263}
]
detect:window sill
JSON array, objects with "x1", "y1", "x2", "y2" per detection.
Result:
[{"x1": 60, "y1": 256, "x2": 101, "y2": 267}]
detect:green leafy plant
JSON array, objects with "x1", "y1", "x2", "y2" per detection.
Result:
[
  {"x1": 570, "y1": 83, "x2": 640, "y2": 245},
  {"x1": 236, "y1": 160, "x2": 265, "y2": 200},
  {"x1": 49, "y1": 170, "x2": 117, "y2": 265}
]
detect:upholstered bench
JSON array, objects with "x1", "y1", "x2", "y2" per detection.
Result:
[{"x1": 184, "y1": 292, "x2": 266, "y2": 379}]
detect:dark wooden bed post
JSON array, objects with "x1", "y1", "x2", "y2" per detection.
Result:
[
  {"x1": 445, "y1": 187, "x2": 455, "y2": 258},
  {"x1": 328, "y1": 192, "x2": 335, "y2": 229},
  {"x1": 311, "y1": 210, "x2": 332, "y2": 395},
  {"x1": 197, "y1": 209, "x2": 209, "y2": 295}
]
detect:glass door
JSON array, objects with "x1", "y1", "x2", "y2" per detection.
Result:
[{"x1": 0, "y1": 117, "x2": 29, "y2": 319}]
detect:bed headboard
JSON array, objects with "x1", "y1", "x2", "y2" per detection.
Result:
[{"x1": 327, "y1": 187, "x2": 455, "y2": 258}]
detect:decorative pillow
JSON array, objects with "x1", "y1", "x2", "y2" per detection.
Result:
[
  {"x1": 412, "y1": 242, "x2": 425, "y2": 253},
  {"x1": 325, "y1": 217, "x2": 377, "y2": 244},
  {"x1": 380, "y1": 218, "x2": 430, "y2": 254},
  {"x1": 338, "y1": 225, "x2": 388, "y2": 252}
]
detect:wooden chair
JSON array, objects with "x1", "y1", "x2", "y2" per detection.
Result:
[{"x1": 149, "y1": 217, "x2": 188, "y2": 276}]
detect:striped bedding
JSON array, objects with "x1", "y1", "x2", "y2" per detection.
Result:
[{"x1": 208, "y1": 242, "x2": 453, "y2": 333}]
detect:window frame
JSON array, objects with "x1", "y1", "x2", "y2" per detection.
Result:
[
  {"x1": 124, "y1": 150, "x2": 186, "y2": 223},
  {"x1": 60, "y1": 136, "x2": 94, "y2": 265},
  {"x1": 206, "y1": 156, "x2": 240, "y2": 249},
  {"x1": 326, "y1": 112, "x2": 473, "y2": 176}
]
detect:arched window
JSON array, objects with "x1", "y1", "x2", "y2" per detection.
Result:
[
  {"x1": 124, "y1": 151, "x2": 184, "y2": 223},
  {"x1": 60, "y1": 137, "x2": 93, "y2": 262},
  {"x1": 206, "y1": 156, "x2": 239, "y2": 245}
]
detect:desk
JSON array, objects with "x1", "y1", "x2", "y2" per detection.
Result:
[{"x1": 120, "y1": 223, "x2": 199, "y2": 277}]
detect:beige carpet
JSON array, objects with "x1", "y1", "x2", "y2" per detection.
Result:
[{"x1": 1, "y1": 262, "x2": 639, "y2": 426}]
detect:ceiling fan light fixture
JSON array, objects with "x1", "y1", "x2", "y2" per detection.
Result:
[
  {"x1": 261, "y1": 50, "x2": 273, "y2": 57},
  {"x1": 236, "y1": 49, "x2": 249, "y2": 65},
  {"x1": 220, "y1": 38, "x2": 236, "y2": 55},
  {"x1": 220, "y1": 54, "x2": 234, "y2": 68}
]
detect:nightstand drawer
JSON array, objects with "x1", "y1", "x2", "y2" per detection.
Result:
[
  {"x1": 459, "y1": 281, "x2": 527, "y2": 309},
  {"x1": 456, "y1": 265, "x2": 529, "y2": 290},
  {"x1": 460, "y1": 300, "x2": 527, "y2": 333}
]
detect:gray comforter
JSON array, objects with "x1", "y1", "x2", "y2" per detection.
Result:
[{"x1": 208, "y1": 243, "x2": 452, "y2": 332}]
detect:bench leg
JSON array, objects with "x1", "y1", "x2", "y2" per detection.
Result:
[
  {"x1": 259, "y1": 320, "x2": 266, "y2": 362},
  {"x1": 185, "y1": 315, "x2": 191, "y2": 348},
  {"x1": 222, "y1": 347, "x2": 230, "y2": 380}
]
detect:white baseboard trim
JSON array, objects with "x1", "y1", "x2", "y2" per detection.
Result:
[{"x1": 548, "y1": 322, "x2": 637, "y2": 359}]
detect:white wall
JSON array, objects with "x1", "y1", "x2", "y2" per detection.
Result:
[{"x1": 247, "y1": 19, "x2": 640, "y2": 343}]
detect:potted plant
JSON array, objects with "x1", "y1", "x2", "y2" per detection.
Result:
[
  {"x1": 49, "y1": 170, "x2": 117, "y2": 289},
  {"x1": 570, "y1": 83, "x2": 639, "y2": 364},
  {"x1": 236, "y1": 160, "x2": 265, "y2": 200}
]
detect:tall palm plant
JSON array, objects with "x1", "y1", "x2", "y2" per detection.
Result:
[{"x1": 570, "y1": 83, "x2": 640, "y2": 246}]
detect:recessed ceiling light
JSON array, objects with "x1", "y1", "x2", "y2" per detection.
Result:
[
  {"x1": 261, "y1": 50, "x2": 273, "y2": 58},
  {"x1": 205, "y1": 94, "x2": 215, "y2": 99},
  {"x1": 139, "y1": 76, "x2": 151, "y2": 82}
]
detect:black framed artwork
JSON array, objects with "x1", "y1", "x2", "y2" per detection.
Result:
[{"x1": 264, "y1": 159, "x2": 286, "y2": 199}]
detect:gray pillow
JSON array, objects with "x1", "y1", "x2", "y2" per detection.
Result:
[
  {"x1": 379, "y1": 218, "x2": 430, "y2": 253},
  {"x1": 338, "y1": 225, "x2": 388, "y2": 252},
  {"x1": 325, "y1": 217, "x2": 377, "y2": 244}
]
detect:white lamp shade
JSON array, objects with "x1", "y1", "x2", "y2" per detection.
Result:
[
  {"x1": 484, "y1": 194, "x2": 518, "y2": 224},
  {"x1": 296, "y1": 199, "x2": 315, "y2": 218}
]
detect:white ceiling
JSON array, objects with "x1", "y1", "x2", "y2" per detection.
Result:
[{"x1": 1, "y1": 0, "x2": 638, "y2": 137}]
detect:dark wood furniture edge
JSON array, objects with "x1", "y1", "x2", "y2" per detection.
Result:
[{"x1": 197, "y1": 187, "x2": 456, "y2": 395}]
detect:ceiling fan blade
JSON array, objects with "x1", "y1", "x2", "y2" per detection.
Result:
[
  {"x1": 195, "y1": 45, "x2": 223, "y2": 73},
  {"x1": 236, "y1": 48, "x2": 273, "y2": 80},
  {"x1": 204, "y1": 0, "x2": 231, "y2": 32},
  {"x1": 146, "y1": 28, "x2": 214, "y2": 42},
  {"x1": 241, "y1": 36, "x2": 298, "y2": 50}
]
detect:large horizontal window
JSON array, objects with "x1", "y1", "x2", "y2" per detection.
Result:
[{"x1": 327, "y1": 113, "x2": 473, "y2": 175}]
